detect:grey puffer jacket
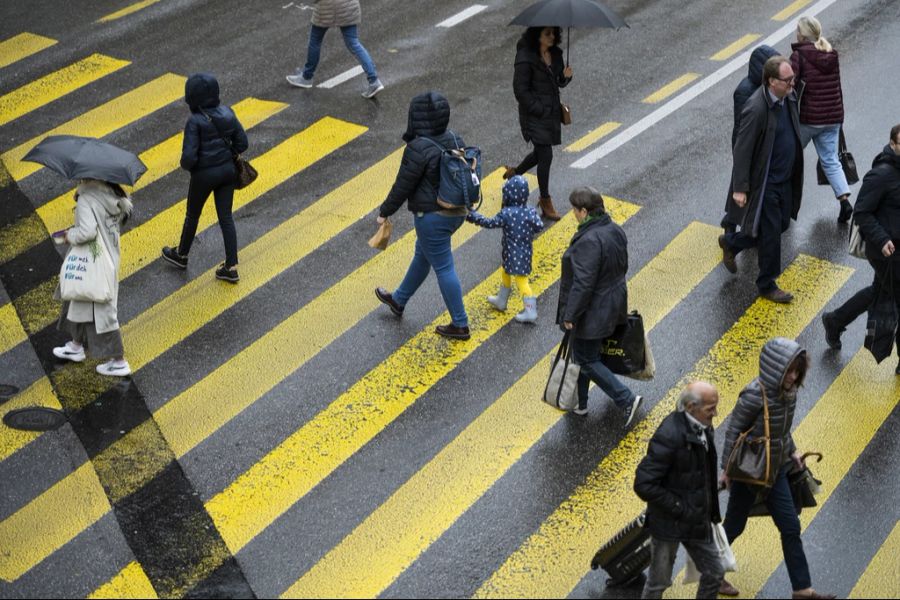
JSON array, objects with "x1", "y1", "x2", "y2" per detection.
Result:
[
  {"x1": 722, "y1": 338, "x2": 804, "y2": 487},
  {"x1": 312, "y1": 0, "x2": 360, "y2": 28}
]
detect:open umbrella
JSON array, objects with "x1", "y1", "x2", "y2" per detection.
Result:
[
  {"x1": 22, "y1": 135, "x2": 147, "y2": 185},
  {"x1": 509, "y1": 0, "x2": 629, "y2": 64}
]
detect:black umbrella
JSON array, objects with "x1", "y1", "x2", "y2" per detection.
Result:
[
  {"x1": 22, "y1": 135, "x2": 147, "y2": 185},
  {"x1": 509, "y1": 0, "x2": 629, "y2": 64}
]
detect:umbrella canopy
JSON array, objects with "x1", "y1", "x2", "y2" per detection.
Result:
[
  {"x1": 508, "y1": 0, "x2": 628, "y2": 29},
  {"x1": 22, "y1": 135, "x2": 147, "y2": 185}
]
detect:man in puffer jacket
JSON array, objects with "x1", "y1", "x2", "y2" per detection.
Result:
[{"x1": 285, "y1": 0, "x2": 384, "y2": 98}]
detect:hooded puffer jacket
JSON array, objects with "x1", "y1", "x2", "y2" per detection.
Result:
[
  {"x1": 732, "y1": 45, "x2": 779, "y2": 148},
  {"x1": 312, "y1": 0, "x2": 360, "y2": 28},
  {"x1": 722, "y1": 338, "x2": 804, "y2": 487},
  {"x1": 513, "y1": 39, "x2": 571, "y2": 146},
  {"x1": 854, "y1": 145, "x2": 900, "y2": 257},
  {"x1": 790, "y1": 41, "x2": 844, "y2": 125},
  {"x1": 379, "y1": 91, "x2": 461, "y2": 217},
  {"x1": 181, "y1": 73, "x2": 248, "y2": 173}
]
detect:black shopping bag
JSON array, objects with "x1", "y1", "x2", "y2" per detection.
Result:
[
  {"x1": 864, "y1": 264, "x2": 897, "y2": 364},
  {"x1": 599, "y1": 311, "x2": 646, "y2": 376}
]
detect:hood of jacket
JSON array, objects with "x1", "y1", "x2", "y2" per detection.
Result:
[
  {"x1": 747, "y1": 45, "x2": 779, "y2": 86},
  {"x1": 758, "y1": 337, "x2": 806, "y2": 396},
  {"x1": 402, "y1": 91, "x2": 450, "y2": 142},
  {"x1": 76, "y1": 180, "x2": 133, "y2": 218},
  {"x1": 185, "y1": 73, "x2": 221, "y2": 112},
  {"x1": 792, "y1": 41, "x2": 839, "y2": 74},
  {"x1": 502, "y1": 175, "x2": 530, "y2": 207},
  {"x1": 872, "y1": 145, "x2": 900, "y2": 170}
]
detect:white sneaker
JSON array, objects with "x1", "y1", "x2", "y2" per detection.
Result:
[
  {"x1": 52, "y1": 342, "x2": 85, "y2": 363},
  {"x1": 286, "y1": 73, "x2": 314, "y2": 88},
  {"x1": 572, "y1": 407, "x2": 588, "y2": 416},
  {"x1": 96, "y1": 360, "x2": 132, "y2": 377},
  {"x1": 624, "y1": 395, "x2": 644, "y2": 428}
]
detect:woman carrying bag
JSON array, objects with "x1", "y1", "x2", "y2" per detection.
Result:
[
  {"x1": 52, "y1": 179, "x2": 133, "y2": 376},
  {"x1": 718, "y1": 338, "x2": 834, "y2": 599}
]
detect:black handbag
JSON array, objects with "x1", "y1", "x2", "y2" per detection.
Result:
[
  {"x1": 199, "y1": 109, "x2": 258, "y2": 190},
  {"x1": 599, "y1": 311, "x2": 646, "y2": 376},
  {"x1": 864, "y1": 261, "x2": 897, "y2": 364},
  {"x1": 749, "y1": 453, "x2": 823, "y2": 517},
  {"x1": 816, "y1": 127, "x2": 859, "y2": 186}
]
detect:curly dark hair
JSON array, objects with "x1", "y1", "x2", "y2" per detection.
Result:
[{"x1": 520, "y1": 26, "x2": 562, "y2": 51}]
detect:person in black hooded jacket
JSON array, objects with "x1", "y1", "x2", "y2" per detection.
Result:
[
  {"x1": 502, "y1": 27, "x2": 572, "y2": 222},
  {"x1": 162, "y1": 73, "x2": 248, "y2": 283},
  {"x1": 822, "y1": 124, "x2": 900, "y2": 373},
  {"x1": 374, "y1": 91, "x2": 471, "y2": 340}
]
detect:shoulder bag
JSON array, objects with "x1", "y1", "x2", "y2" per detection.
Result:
[
  {"x1": 725, "y1": 383, "x2": 772, "y2": 487},
  {"x1": 59, "y1": 207, "x2": 116, "y2": 303},
  {"x1": 199, "y1": 109, "x2": 258, "y2": 190},
  {"x1": 817, "y1": 127, "x2": 859, "y2": 186},
  {"x1": 543, "y1": 330, "x2": 580, "y2": 410},
  {"x1": 848, "y1": 215, "x2": 866, "y2": 259}
]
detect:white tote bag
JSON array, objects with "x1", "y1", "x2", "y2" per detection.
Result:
[
  {"x1": 59, "y1": 228, "x2": 116, "y2": 303},
  {"x1": 848, "y1": 217, "x2": 866, "y2": 259},
  {"x1": 683, "y1": 522, "x2": 737, "y2": 583},
  {"x1": 543, "y1": 332, "x2": 580, "y2": 411}
]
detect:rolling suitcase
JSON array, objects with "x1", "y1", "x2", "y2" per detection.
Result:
[{"x1": 590, "y1": 512, "x2": 651, "y2": 587}]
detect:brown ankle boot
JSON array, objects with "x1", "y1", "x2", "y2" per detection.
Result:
[
  {"x1": 502, "y1": 166, "x2": 517, "y2": 180},
  {"x1": 539, "y1": 196, "x2": 561, "y2": 221}
]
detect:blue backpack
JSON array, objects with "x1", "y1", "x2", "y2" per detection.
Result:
[{"x1": 422, "y1": 132, "x2": 482, "y2": 209}]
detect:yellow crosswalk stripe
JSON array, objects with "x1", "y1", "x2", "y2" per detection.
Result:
[
  {"x1": 118, "y1": 116, "x2": 366, "y2": 279},
  {"x1": 205, "y1": 197, "x2": 641, "y2": 556},
  {"x1": 0, "y1": 378, "x2": 64, "y2": 463},
  {"x1": 282, "y1": 222, "x2": 721, "y2": 598},
  {"x1": 2, "y1": 73, "x2": 185, "y2": 181},
  {"x1": 0, "y1": 33, "x2": 57, "y2": 69},
  {"x1": 850, "y1": 520, "x2": 900, "y2": 599},
  {"x1": 0, "y1": 462, "x2": 110, "y2": 582},
  {"x1": 564, "y1": 121, "x2": 621, "y2": 153},
  {"x1": 710, "y1": 34, "x2": 762, "y2": 61},
  {"x1": 773, "y1": 0, "x2": 814, "y2": 21},
  {"x1": 97, "y1": 0, "x2": 163, "y2": 23},
  {"x1": 474, "y1": 254, "x2": 853, "y2": 599},
  {"x1": 0, "y1": 54, "x2": 129, "y2": 127},
  {"x1": 667, "y1": 349, "x2": 900, "y2": 598},
  {"x1": 642, "y1": 73, "x2": 701, "y2": 104},
  {"x1": 0, "y1": 98, "x2": 287, "y2": 267},
  {"x1": 88, "y1": 561, "x2": 158, "y2": 599},
  {"x1": 0, "y1": 302, "x2": 26, "y2": 353}
]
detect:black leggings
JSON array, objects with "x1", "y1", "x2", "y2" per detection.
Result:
[
  {"x1": 515, "y1": 143, "x2": 553, "y2": 199},
  {"x1": 178, "y1": 162, "x2": 238, "y2": 267}
]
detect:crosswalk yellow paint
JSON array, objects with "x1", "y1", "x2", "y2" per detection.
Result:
[
  {"x1": 0, "y1": 54, "x2": 129, "y2": 127},
  {"x1": 88, "y1": 561, "x2": 158, "y2": 599},
  {"x1": 282, "y1": 222, "x2": 721, "y2": 598},
  {"x1": 0, "y1": 377, "x2": 64, "y2": 463},
  {"x1": 2, "y1": 73, "x2": 185, "y2": 181},
  {"x1": 97, "y1": 0, "x2": 163, "y2": 23},
  {"x1": 642, "y1": 73, "x2": 701, "y2": 104},
  {"x1": 710, "y1": 34, "x2": 762, "y2": 61},
  {"x1": 118, "y1": 116, "x2": 366, "y2": 279},
  {"x1": 0, "y1": 33, "x2": 57, "y2": 69},
  {"x1": 205, "y1": 197, "x2": 640, "y2": 556},
  {"x1": 0, "y1": 302, "x2": 26, "y2": 354},
  {"x1": 667, "y1": 349, "x2": 900, "y2": 598},
  {"x1": 773, "y1": 0, "x2": 814, "y2": 21},
  {"x1": 564, "y1": 121, "x2": 621, "y2": 153},
  {"x1": 850, "y1": 520, "x2": 900, "y2": 599},
  {"x1": 474, "y1": 255, "x2": 853, "y2": 598}
]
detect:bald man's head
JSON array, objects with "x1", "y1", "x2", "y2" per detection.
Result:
[{"x1": 682, "y1": 381, "x2": 719, "y2": 427}]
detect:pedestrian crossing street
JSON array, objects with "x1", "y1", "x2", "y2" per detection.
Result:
[{"x1": 1, "y1": 30, "x2": 899, "y2": 600}]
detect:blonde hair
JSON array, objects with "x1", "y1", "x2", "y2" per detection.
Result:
[{"x1": 798, "y1": 16, "x2": 833, "y2": 52}]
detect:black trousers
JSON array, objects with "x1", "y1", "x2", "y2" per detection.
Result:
[
  {"x1": 515, "y1": 143, "x2": 553, "y2": 199},
  {"x1": 178, "y1": 162, "x2": 238, "y2": 267},
  {"x1": 831, "y1": 256, "x2": 900, "y2": 352}
]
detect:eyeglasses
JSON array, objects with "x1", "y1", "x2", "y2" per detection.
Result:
[{"x1": 775, "y1": 75, "x2": 796, "y2": 84}]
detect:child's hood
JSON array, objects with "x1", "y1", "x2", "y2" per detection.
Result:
[{"x1": 502, "y1": 175, "x2": 530, "y2": 207}]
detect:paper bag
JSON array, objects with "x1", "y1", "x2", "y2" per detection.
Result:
[{"x1": 368, "y1": 219, "x2": 392, "y2": 251}]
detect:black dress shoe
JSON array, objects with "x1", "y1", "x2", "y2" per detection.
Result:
[
  {"x1": 375, "y1": 287, "x2": 404, "y2": 316},
  {"x1": 718, "y1": 235, "x2": 737, "y2": 274},
  {"x1": 435, "y1": 323, "x2": 470, "y2": 340},
  {"x1": 821, "y1": 312, "x2": 843, "y2": 349},
  {"x1": 761, "y1": 287, "x2": 794, "y2": 304}
]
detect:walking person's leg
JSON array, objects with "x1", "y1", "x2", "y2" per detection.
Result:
[
  {"x1": 765, "y1": 467, "x2": 812, "y2": 593},
  {"x1": 755, "y1": 183, "x2": 788, "y2": 297},
  {"x1": 811, "y1": 125, "x2": 851, "y2": 200},
  {"x1": 211, "y1": 177, "x2": 238, "y2": 268},
  {"x1": 302, "y1": 25, "x2": 328, "y2": 80},
  {"x1": 533, "y1": 144, "x2": 560, "y2": 220},
  {"x1": 682, "y1": 537, "x2": 726, "y2": 600},
  {"x1": 513, "y1": 150, "x2": 539, "y2": 178},
  {"x1": 392, "y1": 233, "x2": 431, "y2": 307},
  {"x1": 641, "y1": 538, "x2": 679, "y2": 599},
  {"x1": 178, "y1": 170, "x2": 214, "y2": 256},
  {"x1": 823, "y1": 281, "x2": 876, "y2": 348},
  {"x1": 722, "y1": 480, "x2": 755, "y2": 544},
  {"x1": 418, "y1": 214, "x2": 468, "y2": 328},
  {"x1": 340, "y1": 25, "x2": 378, "y2": 83},
  {"x1": 572, "y1": 337, "x2": 641, "y2": 424}
]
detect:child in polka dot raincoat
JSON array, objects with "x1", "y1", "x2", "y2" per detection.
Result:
[{"x1": 466, "y1": 175, "x2": 544, "y2": 322}]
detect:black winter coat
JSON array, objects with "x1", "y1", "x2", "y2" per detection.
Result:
[
  {"x1": 379, "y1": 92, "x2": 461, "y2": 217},
  {"x1": 513, "y1": 41, "x2": 571, "y2": 146},
  {"x1": 556, "y1": 214, "x2": 628, "y2": 340},
  {"x1": 634, "y1": 411, "x2": 721, "y2": 542},
  {"x1": 732, "y1": 45, "x2": 779, "y2": 148},
  {"x1": 180, "y1": 73, "x2": 248, "y2": 173},
  {"x1": 854, "y1": 146, "x2": 900, "y2": 258},
  {"x1": 791, "y1": 41, "x2": 844, "y2": 126}
]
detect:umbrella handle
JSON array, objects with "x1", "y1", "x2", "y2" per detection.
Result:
[{"x1": 566, "y1": 27, "x2": 570, "y2": 67}]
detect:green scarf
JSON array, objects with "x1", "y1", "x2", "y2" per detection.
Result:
[{"x1": 577, "y1": 213, "x2": 604, "y2": 231}]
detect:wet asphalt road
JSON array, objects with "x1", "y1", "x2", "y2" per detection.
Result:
[{"x1": 1, "y1": 0, "x2": 899, "y2": 598}]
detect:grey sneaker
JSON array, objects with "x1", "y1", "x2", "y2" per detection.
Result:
[
  {"x1": 624, "y1": 395, "x2": 644, "y2": 428},
  {"x1": 362, "y1": 78, "x2": 384, "y2": 99},
  {"x1": 286, "y1": 73, "x2": 314, "y2": 88}
]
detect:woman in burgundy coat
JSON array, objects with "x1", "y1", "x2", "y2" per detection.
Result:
[{"x1": 791, "y1": 16, "x2": 852, "y2": 223}]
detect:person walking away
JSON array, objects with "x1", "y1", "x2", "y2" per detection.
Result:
[
  {"x1": 822, "y1": 124, "x2": 900, "y2": 373},
  {"x1": 466, "y1": 175, "x2": 543, "y2": 323},
  {"x1": 162, "y1": 73, "x2": 248, "y2": 283},
  {"x1": 721, "y1": 45, "x2": 779, "y2": 234},
  {"x1": 558, "y1": 187, "x2": 643, "y2": 423},
  {"x1": 374, "y1": 91, "x2": 470, "y2": 340},
  {"x1": 718, "y1": 338, "x2": 835, "y2": 599},
  {"x1": 503, "y1": 26, "x2": 573, "y2": 221},
  {"x1": 285, "y1": 0, "x2": 384, "y2": 99},
  {"x1": 634, "y1": 381, "x2": 725, "y2": 599},
  {"x1": 791, "y1": 16, "x2": 852, "y2": 223},
  {"x1": 719, "y1": 56, "x2": 805, "y2": 304},
  {"x1": 52, "y1": 179, "x2": 133, "y2": 376}
]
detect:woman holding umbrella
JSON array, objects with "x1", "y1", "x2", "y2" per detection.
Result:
[{"x1": 504, "y1": 26, "x2": 573, "y2": 221}]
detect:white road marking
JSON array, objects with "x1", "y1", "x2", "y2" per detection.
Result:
[
  {"x1": 437, "y1": 4, "x2": 488, "y2": 28},
  {"x1": 570, "y1": 0, "x2": 839, "y2": 169},
  {"x1": 318, "y1": 65, "x2": 364, "y2": 89}
]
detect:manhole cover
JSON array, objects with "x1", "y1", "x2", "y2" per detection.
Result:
[
  {"x1": 3, "y1": 407, "x2": 68, "y2": 431},
  {"x1": 0, "y1": 384, "x2": 19, "y2": 399}
]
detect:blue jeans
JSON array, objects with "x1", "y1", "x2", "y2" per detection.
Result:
[
  {"x1": 723, "y1": 465, "x2": 812, "y2": 591},
  {"x1": 393, "y1": 212, "x2": 468, "y2": 327},
  {"x1": 800, "y1": 123, "x2": 851, "y2": 199},
  {"x1": 572, "y1": 337, "x2": 635, "y2": 411},
  {"x1": 302, "y1": 24, "x2": 378, "y2": 84}
]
